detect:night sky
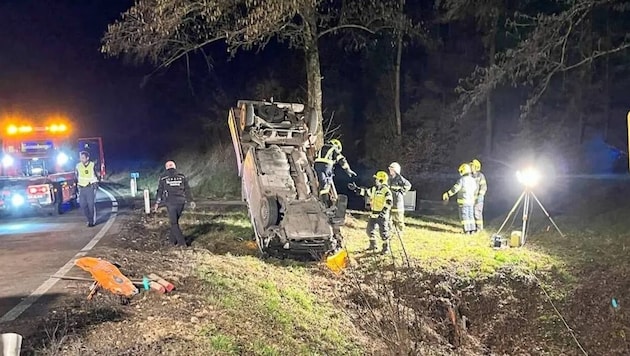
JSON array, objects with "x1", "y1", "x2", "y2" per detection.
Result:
[{"x1": 0, "y1": 0, "x2": 182, "y2": 163}]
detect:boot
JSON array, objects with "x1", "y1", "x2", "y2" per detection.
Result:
[
  {"x1": 366, "y1": 240, "x2": 377, "y2": 251},
  {"x1": 380, "y1": 242, "x2": 390, "y2": 255}
]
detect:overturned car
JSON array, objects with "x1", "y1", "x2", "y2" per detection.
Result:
[{"x1": 227, "y1": 100, "x2": 347, "y2": 257}]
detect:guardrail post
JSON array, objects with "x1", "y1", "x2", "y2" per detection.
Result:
[
  {"x1": 2, "y1": 333, "x2": 23, "y2": 356},
  {"x1": 143, "y1": 189, "x2": 150, "y2": 214},
  {"x1": 130, "y1": 172, "x2": 139, "y2": 197}
]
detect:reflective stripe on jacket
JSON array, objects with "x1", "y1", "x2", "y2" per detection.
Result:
[
  {"x1": 314, "y1": 143, "x2": 350, "y2": 170},
  {"x1": 447, "y1": 175, "x2": 477, "y2": 206},
  {"x1": 389, "y1": 173, "x2": 411, "y2": 211},
  {"x1": 473, "y1": 171, "x2": 487, "y2": 197},
  {"x1": 359, "y1": 185, "x2": 393, "y2": 216}
]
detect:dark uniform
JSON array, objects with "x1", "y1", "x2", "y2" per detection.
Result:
[
  {"x1": 156, "y1": 167, "x2": 194, "y2": 246},
  {"x1": 388, "y1": 172, "x2": 412, "y2": 232},
  {"x1": 314, "y1": 140, "x2": 356, "y2": 202}
]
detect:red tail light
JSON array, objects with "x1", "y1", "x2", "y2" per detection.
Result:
[{"x1": 27, "y1": 185, "x2": 50, "y2": 195}]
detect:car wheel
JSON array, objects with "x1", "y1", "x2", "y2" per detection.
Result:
[{"x1": 260, "y1": 196, "x2": 279, "y2": 229}]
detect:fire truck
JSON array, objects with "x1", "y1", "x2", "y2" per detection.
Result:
[{"x1": 0, "y1": 120, "x2": 105, "y2": 216}]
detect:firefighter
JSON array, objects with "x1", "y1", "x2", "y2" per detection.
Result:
[
  {"x1": 75, "y1": 151, "x2": 99, "y2": 227},
  {"x1": 153, "y1": 161, "x2": 196, "y2": 247},
  {"x1": 388, "y1": 162, "x2": 412, "y2": 233},
  {"x1": 348, "y1": 171, "x2": 393, "y2": 254},
  {"x1": 442, "y1": 163, "x2": 477, "y2": 234},
  {"x1": 470, "y1": 159, "x2": 487, "y2": 231},
  {"x1": 314, "y1": 139, "x2": 356, "y2": 205}
]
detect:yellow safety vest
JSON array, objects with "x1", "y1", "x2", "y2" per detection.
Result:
[
  {"x1": 76, "y1": 162, "x2": 98, "y2": 187},
  {"x1": 361, "y1": 185, "x2": 392, "y2": 213}
]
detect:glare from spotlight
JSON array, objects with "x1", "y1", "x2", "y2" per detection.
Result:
[{"x1": 516, "y1": 167, "x2": 541, "y2": 188}]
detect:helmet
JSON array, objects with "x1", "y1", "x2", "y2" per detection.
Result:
[
  {"x1": 471, "y1": 159, "x2": 481, "y2": 171},
  {"x1": 458, "y1": 163, "x2": 471, "y2": 176},
  {"x1": 388, "y1": 162, "x2": 401, "y2": 175},
  {"x1": 374, "y1": 171, "x2": 389, "y2": 184},
  {"x1": 329, "y1": 139, "x2": 342, "y2": 151}
]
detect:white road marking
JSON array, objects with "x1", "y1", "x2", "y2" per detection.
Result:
[{"x1": 0, "y1": 187, "x2": 119, "y2": 323}]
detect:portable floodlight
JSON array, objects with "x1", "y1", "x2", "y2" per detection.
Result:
[{"x1": 516, "y1": 167, "x2": 541, "y2": 188}]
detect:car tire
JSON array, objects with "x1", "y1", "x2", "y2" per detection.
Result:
[{"x1": 260, "y1": 196, "x2": 279, "y2": 229}]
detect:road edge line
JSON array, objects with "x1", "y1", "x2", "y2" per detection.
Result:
[{"x1": 0, "y1": 186, "x2": 118, "y2": 323}]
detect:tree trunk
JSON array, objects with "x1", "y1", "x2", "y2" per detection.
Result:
[
  {"x1": 485, "y1": 17, "x2": 498, "y2": 156},
  {"x1": 393, "y1": 0, "x2": 405, "y2": 138},
  {"x1": 304, "y1": 23, "x2": 324, "y2": 151},
  {"x1": 603, "y1": 10, "x2": 611, "y2": 142}
]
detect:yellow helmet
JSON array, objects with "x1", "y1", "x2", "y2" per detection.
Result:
[
  {"x1": 471, "y1": 159, "x2": 481, "y2": 171},
  {"x1": 458, "y1": 163, "x2": 471, "y2": 176},
  {"x1": 329, "y1": 139, "x2": 342, "y2": 151},
  {"x1": 374, "y1": 171, "x2": 389, "y2": 184}
]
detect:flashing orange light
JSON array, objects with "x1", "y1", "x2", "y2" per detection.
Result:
[
  {"x1": 47, "y1": 123, "x2": 68, "y2": 133},
  {"x1": 5, "y1": 125, "x2": 33, "y2": 135}
]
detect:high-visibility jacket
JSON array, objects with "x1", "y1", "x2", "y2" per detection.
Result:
[
  {"x1": 446, "y1": 175, "x2": 477, "y2": 206},
  {"x1": 76, "y1": 162, "x2": 99, "y2": 187},
  {"x1": 314, "y1": 143, "x2": 350, "y2": 171},
  {"x1": 358, "y1": 184, "x2": 393, "y2": 218},
  {"x1": 472, "y1": 171, "x2": 487, "y2": 200},
  {"x1": 389, "y1": 173, "x2": 412, "y2": 211}
]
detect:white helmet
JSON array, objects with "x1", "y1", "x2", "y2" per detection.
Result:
[{"x1": 389, "y1": 162, "x2": 401, "y2": 175}]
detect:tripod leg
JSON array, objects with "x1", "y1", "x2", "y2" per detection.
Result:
[
  {"x1": 531, "y1": 192, "x2": 566, "y2": 238},
  {"x1": 521, "y1": 192, "x2": 531, "y2": 245},
  {"x1": 496, "y1": 191, "x2": 526, "y2": 236}
]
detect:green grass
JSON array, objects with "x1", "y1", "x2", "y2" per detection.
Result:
[
  {"x1": 343, "y1": 212, "x2": 563, "y2": 279},
  {"x1": 195, "y1": 253, "x2": 364, "y2": 355}
]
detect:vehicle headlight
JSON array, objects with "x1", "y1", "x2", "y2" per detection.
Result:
[
  {"x1": 56, "y1": 152, "x2": 69, "y2": 165},
  {"x1": 11, "y1": 194, "x2": 25, "y2": 206},
  {"x1": 2, "y1": 155, "x2": 14, "y2": 167}
]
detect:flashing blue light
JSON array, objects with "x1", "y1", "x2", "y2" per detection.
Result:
[
  {"x1": 11, "y1": 194, "x2": 25, "y2": 207},
  {"x1": 2, "y1": 155, "x2": 13, "y2": 167},
  {"x1": 57, "y1": 152, "x2": 69, "y2": 165}
]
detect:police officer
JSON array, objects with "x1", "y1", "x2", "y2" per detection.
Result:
[
  {"x1": 314, "y1": 139, "x2": 356, "y2": 205},
  {"x1": 442, "y1": 163, "x2": 477, "y2": 234},
  {"x1": 348, "y1": 171, "x2": 393, "y2": 254},
  {"x1": 388, "y1": 162, "x2": 412, "y2": 233},
  {"x1": 75, "y1": 151, "x2": 99, "y2": 227},
  {"x1": 153, "y1": 161, "x2": 195, "y2": 247}
]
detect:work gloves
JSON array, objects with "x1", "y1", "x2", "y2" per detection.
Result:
[
  {"x1": 189, "y1": 201, "x2": 197, "y2": 210},
  {"x1": 442, "y1": 192, "x2": 449, "y2": 201},
  {"x1": 346, "y1": 169, "x2": 357, "y2": 177},
  {"x1": 347, "y1": 182, "x2": 358, "y2": 191}
]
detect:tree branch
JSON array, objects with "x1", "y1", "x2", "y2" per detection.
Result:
[{"x1": 317, "y1": 24, "x2": 376, "y2": 39}]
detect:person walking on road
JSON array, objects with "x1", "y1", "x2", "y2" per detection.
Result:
[
  {"x1": 75, "y1": 151, "x2": 100, "y2": 227},
  {"x1": 153, "y1": 161, "x2": 196, "y2": 247}
]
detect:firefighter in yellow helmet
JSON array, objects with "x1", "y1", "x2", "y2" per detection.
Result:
[
  {"x1": 348, "y1": 171, "x2": 393, "y2": 254},
  {"x1": 442, "y1": 163, "x2": 477, "y2": 234},
  {"x1": 470, "y1": 159, "x2": 487, "y2": 231},
  {"x1": 388, "y1": 162, "x2": 412, "y2": 233},
  {"x1": 314, "y1": 139, "x2": 356, "y2": 204}
]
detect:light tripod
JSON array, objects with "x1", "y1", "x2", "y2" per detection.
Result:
[{"x1": 495, "y1": 188, "x2": 565, "y2": 246}]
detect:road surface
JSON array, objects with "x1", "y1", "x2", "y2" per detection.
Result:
[{"x1": 0, "y1": 186, "x2": 121, "y2": 323}]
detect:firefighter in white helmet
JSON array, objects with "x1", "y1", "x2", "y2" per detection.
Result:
[
  {"x1": 388, "y1": 162, "x2": 412, "y2": 233},
  {"x1": 314, "y1": 139, "x2": 357, "y2": 205},
  {"x1": 442, "y1": 163, "x2": 477, "y2": 234},
  {"x1": 470, "y1": 159, "x2": 487, "y2": 231},
  {"x1": 348, "y1": 171, "x2": 393, "y2": 254}
]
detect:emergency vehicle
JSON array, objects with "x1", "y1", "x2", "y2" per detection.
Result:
[{"x1": 0, "y1": 119, "x2": 105, "y2": 216}]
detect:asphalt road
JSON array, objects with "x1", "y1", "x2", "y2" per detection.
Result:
[{"x1": 0, "y1": 186, "x2": 120, "y2": 323}]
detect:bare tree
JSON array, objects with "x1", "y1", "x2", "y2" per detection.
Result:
[
  {"x1": 453, "y1": 0, "x2": 630, "y2": 121},
  {"x1": 101, "y1": 0, "x2": 412, "y2": 150}
]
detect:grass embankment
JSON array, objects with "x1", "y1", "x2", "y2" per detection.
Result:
[{"x1": 56, "y1": 148, "x2": 629, "y2": 355}]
